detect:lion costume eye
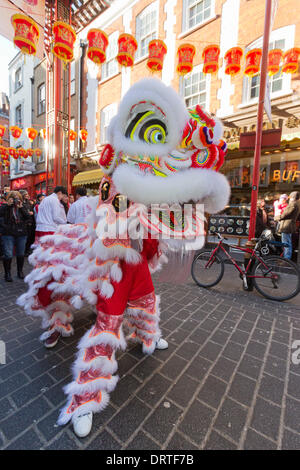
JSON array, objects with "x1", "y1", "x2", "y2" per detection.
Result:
[{"x1": 125, "y1": 105, "x2": 168, "y2": 145}]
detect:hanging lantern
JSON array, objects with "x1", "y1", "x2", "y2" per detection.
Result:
[
  {"x1": 12, "y1": 149, "x2": 19, "y2": 160},
  {"x1": 282, "y1": 48, "x2": 300, "y2": 74},
  {"x1": 224, "y1": 47, "x2": 243, "y2": 75},
  {"x1": 52, "y1": 21, "x2": 76, "y2": 65},
  {"x1": 26, "y1": 127, "x2": 38, "y2": 142},
  {"x1": 25, "y1": 149, "x2": 34, "y2": 159},
  {"x1": 11, "y1": 14, "x2": 39, "y2": 56},
  {"x1": 1, "y1": 148, "x2": 9, "y2": 160},
  {"x1": 117, "y1": 33, "x2": 138, "y2": 67},
  {"x1": 3, "y1": 160, "x2": 10, "y2": 175},
  {"x1": 79, "y1": 129, "x2": 88, "y2": 145},
  {"x1": 8, "y1": 147, "x2": 17, "y2": 159},
  {"x1": 69, "y1": 129, "x2": 77, "y2": 141},
  {"x1": 87, "y1": 29, "x2": 109, "y2": 65},
  {"x1": 147, "y1": 40, "x2": 167, "y2": 72},
  {"x1": 268, "y1": 49, "x2": 283, "y2": 76},
  {"x1": 10, "y1": 126, "x2": 22, "y2": 140},
  {"x1": 0, "y1": 145, "x2": 6, "y2": 155},
  {"x1": 202, "y1": 45, "x2": 220, "y2": 74},
  {"x1": 244, "y1": 48, "x2": 262, "y2": 76},
  {"x1": 0, "y1": 125, "x2": 6, "y2": 142},
  {"x1": 34, "y1": 148, "x2": 42, "y2": 158},
  {"x1": 40, "y1": 128, "x2": 46, "y2": 140},
  {"x1": 17, "y1": 148, "x2": 26, "y2": 159},
  {"x1": 177, "y1": 44, "x2": 195, "y2": 76}
]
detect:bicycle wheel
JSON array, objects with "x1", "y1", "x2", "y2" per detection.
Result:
[
  {"x1": 253, "y1": 256, "x2": 300, "y2": 301},
  {"x1": 191, "y1": 250, "x2": 224, "y2": 288}
]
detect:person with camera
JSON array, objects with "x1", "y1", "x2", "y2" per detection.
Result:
[{"x1": 0, "y1": 191, "x2": 30, "y2": 282}]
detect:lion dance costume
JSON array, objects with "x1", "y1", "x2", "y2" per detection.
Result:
[{"x1": 17, "y1": 79, "x2": 230, "y2": 429}]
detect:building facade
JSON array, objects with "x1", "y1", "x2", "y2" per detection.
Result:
[
  {"x1": 0, "y1": 92, "x2": 10, "y2": 192},
  {"x1": 75, "y1": 0, "x2": 300, "y2": 211}
]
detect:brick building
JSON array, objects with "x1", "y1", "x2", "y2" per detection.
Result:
[
  {"x1": 0, "y1": 92, "x2": 10, "y2": 192},
  {"x1": 74, "y1": 0, "x2": 300, "y2": 214}
]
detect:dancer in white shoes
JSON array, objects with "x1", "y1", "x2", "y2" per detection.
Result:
[{"x1": 17, "y1": 79, "x2": 229, "y2": 438}]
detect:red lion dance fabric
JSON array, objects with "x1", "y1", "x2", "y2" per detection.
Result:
[{"x1": 17, "y1": 78, "x2": 230, "y2": 436}]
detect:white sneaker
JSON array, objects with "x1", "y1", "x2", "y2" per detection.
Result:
[
  {"x1": 155, "y1": 337, "x2": 168, "y2": 350},
  {"x1": 73, "y1": 412, "x2": 93, "y2": 438}
]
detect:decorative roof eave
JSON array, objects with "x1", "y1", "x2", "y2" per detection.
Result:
[{"x1": 71, "y1": 0, "x2": 113, "y2": 32}]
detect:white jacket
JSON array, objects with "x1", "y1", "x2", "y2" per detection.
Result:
[
  {"x1": 67, "y1": 196, "x2": 92, "y2": 224},
  {"x1": 36, "y1": 193, "x2": 67, "y2": 232}
]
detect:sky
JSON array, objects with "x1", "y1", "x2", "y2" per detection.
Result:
[{"x1": 0, "y1": 34, "x2": 18, "y2": 96}]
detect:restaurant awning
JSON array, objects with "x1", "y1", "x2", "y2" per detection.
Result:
[{"x1": 72, "y1": 169, "x2": 104, "y2": 186}]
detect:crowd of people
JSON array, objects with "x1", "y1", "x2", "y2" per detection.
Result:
[{"x1": 0, "y1": 186, "x2": 92, "y2": 282}]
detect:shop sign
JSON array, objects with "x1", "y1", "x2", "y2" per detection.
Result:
[
  {"x1": 240, "y1": 128, "x2": 282, "y2": 150},
  {"x1": 209, "y1": 215, "x2": 249, "y2": 237},
  {"x1": 272, "y1": 169, "x2": 300, "y2": 183},
  {"x1": 11, "y1": 178, "x2": 27, "y2": 189},
  {"x1": 19, "y1": 160, "x2": 36, "y2": 172}
]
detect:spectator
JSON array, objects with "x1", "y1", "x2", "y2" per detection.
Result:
[
  {"x1": 20, "y1": 190, "x2": 35, "y2": 255},
  {"x1": 0, "y1": 195, "x2": 7, "y2": 206},
  {"x1": 255, "y1": 199, "x2": 271, "y2": 238},
  {"x1": 69, "y1": 194, "x2": 75, "y2": 205},
  {"x1": 61, "y1": 193, "x2": 69, "y2": 216},
  {"x1": 278, "y1": 191, "x2": 300, "y2": 260},
  {"x1": 34, "y1": 193, "x2": 45, "y2": 220},
  {"x1": 274, "y1": 194, "x2": 288, "y2": 220},
  {"x1": 0, "y1": 191, "x2": 30, "y2": 281},
  {"x1": 67, "y1": 187, "x2": 92, "y2": 224},
  {"x1": 35, "y1": 186, "x2": 67, "y2": 244}
]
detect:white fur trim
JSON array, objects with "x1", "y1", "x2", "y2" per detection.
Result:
[{"x1": 57, "y1": 390, "x2": 110, "y2": 426}]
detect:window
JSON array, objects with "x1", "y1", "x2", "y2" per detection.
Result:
[
  {"x1": 136, "y1": 2, "x2": 158, "y2": 60},
  {"x1": 15, "y1": 105, "x2": 22, "y2": 127},
  {"x1": 182, "y1": 66, "x2": 209, "y2": 109},
  {"x1": 100, "y1": 103, "x2": 118, "y2": 144},
  {"x1": 182, "y1": 0, "x2": 213, "y2": 32},
  {"x1": 37, "y1": 135, "x2": 45, "y2": 162},
  {"x1": 70, "y1": 61, "x2": 76, "y2": 95},
  {"x1": 38, "y1": 83, "x2": 45, "y2": 115},
  {"x1": 101, "y1": 32, "x2": 119, "y2": 81},
  {"x1": 242, "y1": 26, "x2": 295, "y2": 105},
  {"x1": 15, "y1": 67, "x2": 22, "y2": 91}
]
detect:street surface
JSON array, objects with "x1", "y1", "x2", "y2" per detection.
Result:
[{"x1": 0, "y1": 259, "x2": 300, "y2": 450}]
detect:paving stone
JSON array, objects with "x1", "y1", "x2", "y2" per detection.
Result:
[
  {"x1": 214, "y1": 398, "x2": 248, "y2": 442},
  {"x1": 5, "y1": 428, "x2": 44, "y2": 450},
  {"x1": 0, "y1": 354, "x2": 35, "y2": 380},
  {"x1": 0, "y1": 396, "x2": 51, "y2": 441},
  {"x1": 9, "y1": 340, "x2": 43, "y2": 360},
  {"x1": 246, "y1": 341, "x2": 267, "y2": 360},
  {"x1": 117, "y1": 354, "x2": 139, "y2": 377},
  {"x1": 166, "y1": 432, "x2": 198, "y2": 450},
  {"x1": 211, "y1": 357, "x2": 236, "y2": 382},
  {"x1": 179, "y1": 399, "x2": 215, "y2": 445},
  {"x1": 198, "y1": 341, "x2": 223, "y2": 362},
  {"x1": 126, "y1": 431, "x2": 160, "y2": 450},
  {"x1": 168, "y1": 328, "x2": 189, "y2": 345},
  {"x1": 244, "y1": 429, "x2": 277, "y2": 450},
  {"x1": 272, "y1": 329, "x2": 290, "y2": 344},
  {"x1": 237, "y1": 319, "x2": 255, "y2": 333},
  {"x1": 251, "y1": 328, "x2": 272, "y2": 344},
  {"x1": 131, "y1": 356, "x2": 161, "y2": 381},
  {"x1": 136, "y1": 373, "x2": 171, "y2": 407},
  {"x1": 210, "y1": 330, "x2": 231, "y2": 345},
  {"x1": 176, "y1": 340, "x2": 200, "y2": 360},
  {"x1": 45, "y1": 432, "x2": 80, "y2": 450},
  {"x1": 282, "y1": 429, "x2": 300, "y2": 450},
  {"x1": 284, "y1": 396, "x2": 300, "y2": 433},
  {"x1": 143, "y1": 401, "x2": 182, "y2": 444},
  {"x1": 186, "y1": 355, "x2": 211, "y2": 381},
  {"x1": 111, "y1": 374, "x2": 142, "y2": 407},
  {"x1": 228, "y1": 373, "x2": 256, "y2": 407},
  {"x1": 37, "y1": 408, "x2": 63, "y2": 441},
  {"x1": 250, "y1": 397, "x2": 281, "y2": 441},
  {"x1": 264, "y1": 356, "x2": 288, "y2": 380},
  {"x1": 11, "y1": 373, "x2": 55, "y2": 408},
  {"x1": 0, "y1": 372, "x2": 29, "y2": 400},
  {"x1": 287, "y1": 372, "x2": 300, "y2": 400},
  {"x1": 258, "y1": 374, "x2": 285, "y2": 405},
  {"x1": 48, "y1": 359, "x2": 73, "y2": 382},
  {"x1": 43, "y1": 378, "x2": 70, "y2": 407},
  {"x1": 204, "y1": 430, "x2": 237, "y2": 450},
  {"x1": 198, "y1": 375, "x2": 227, "y2": 410},
  {"x1": 160, "y1": 355, "x2": 187, "y2": 381},
  {"x1": 108, "y1": 397, "x2": 151, "y2": 442},
  {"x1": 230, "y1": 330, "x2": 250, "y2": 346},
  {"x1": 189, "y1": 328, "x2": 210, "y2": 345},
  {"x1": 238, "y1": 354, "x2": 263, "y2": 380},
  {"x1": 222, "y1": 342, "x2": 244, "y2": 362},
  {"x1": 269, "y1": 341, "x2": 289, "y2": 360},
  {"x1": 167, "y1": 375, "x2": 199, "y2": 408}
]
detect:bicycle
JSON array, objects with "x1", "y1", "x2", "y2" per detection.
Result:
[{"x1": 191, "y1": 232, "x2": 300, "y2": 301}]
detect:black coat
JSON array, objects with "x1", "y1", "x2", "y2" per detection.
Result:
[{"x1": 0, "y1": 204, "x2": 30, "y2": 237}]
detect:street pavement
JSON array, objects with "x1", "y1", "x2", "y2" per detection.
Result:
[{"x1": 0, "y1": 259, "x2": 300, "y2": 450}]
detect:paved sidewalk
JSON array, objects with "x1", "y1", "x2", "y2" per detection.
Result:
[{"x1": 0, "y1": 260, "x2": 300, "y2": 450}]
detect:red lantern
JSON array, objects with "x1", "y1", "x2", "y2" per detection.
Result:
[
  {"x1": 3, "y1": 160, "x2": 10, "y2": 175},
  {"x1": 202, "y1": 45, "x2": 220, "y2": 74},
  {"x1": 244, "y1": 48, "x2": 262, "y2": 76},
  {"x1": 147, "y1": 40, "x2": 167, "y2": 72},
  {"x1": 117, "y1": 34, "x2": 138, "y2": 67},
  {"x1": 17, "y1": 148, "x2": 26, "y2": 159},
  {"x1": 79, "y1": 129, "x2": 88, "y2": 145},
  {"x1": 1, "y1": 148, "x2": 9, "y2": 161},
  {"x1": 87, "y1": 29, "x2": 109, "y2": 65},
  {"x1": 69, "y1": 130, "x2": 77, "y2": 141},
  {"x1": 11, "y1": 14, "x2": 39, "y2": 56},
  {"x1": 224, "y1": 47, "x2": 243, "y2": 75},
  {"x1": 26, "y1": 128, "x2": 38, "y2": 142},
  {"x1": 10, "y1": 126, "x2": 22, "y2": 140},
  {"x1": 52, "y1": 21, "x2": 76, "y2": 65},
  {"x1": 177, "y1": 44, "x2": 195, "y2": 76},
  {"x1": 40, "y1": 128, "x2": 46, "y2": 140},
  {"x1": 34, "y1": 148, "x2": 42, "y2": 158},
  {"x1": 8, "y1": 148, "x2": 17, "y2": 160},
  {"x1": 25, "y1": 149, "x2": 34, "y2": 159},
  {"x1": 282, "y1": 48, "x2": 300, "y2": 74},
  {"x1": 0, "y1": 125, "x2": 6, "y2": 141},
  {"x1": 0, "y1": 145, "x2": 6, "y2": 155},
  {"x1": 268, "y1": 49, "x2": 283, "y2": 76}
]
